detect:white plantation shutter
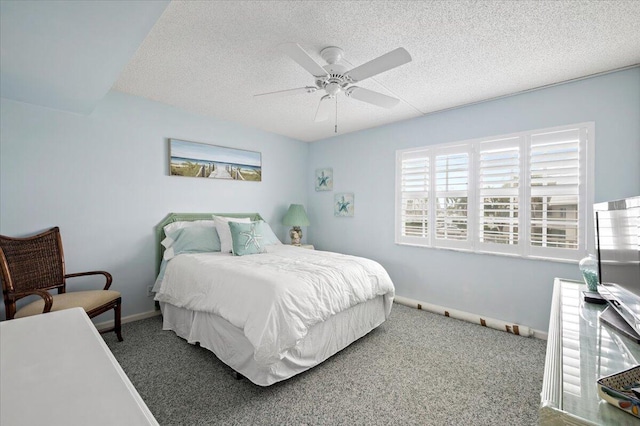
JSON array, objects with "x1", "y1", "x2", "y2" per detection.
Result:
[
  {"x1": 529, "y1": 128, "x2": 583, "y2": 256},
  {"x1": 395, "y1": 122, "x2": 592, "y2": 261},
  {"x1": 477, "y1": 137, "x2": 521, "y2": 253},
  {"x1": 398, "y1": 150, "x2": 430, "y2": 243},
  {"x1": 434, "y1": 147, "x2": 471, "y2": 249}
]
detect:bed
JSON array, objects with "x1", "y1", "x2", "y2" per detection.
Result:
[{"x1": 152, "y1": 213, "x2": 395, "y2": 386}]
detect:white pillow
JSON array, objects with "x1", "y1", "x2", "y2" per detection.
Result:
[
  {"x1": 213, "y1": 216, "x2": 252, "y2": 253},
  {"x1": 163, "y1": 247, "x2": 175, "y2": 261},
  {"x1": 259, "y1": 221, "x2": 283, "y2": 246},
  {"x1": 163, "y1": 220, "x2": 216, "y2": 235},
  {"x1": 161, "y1": 236, "x2": 174, "y2": 249}
]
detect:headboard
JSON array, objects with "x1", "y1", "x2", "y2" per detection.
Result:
[{"x1": 155, "y1": 212, "x2": 264, "y2": 274}]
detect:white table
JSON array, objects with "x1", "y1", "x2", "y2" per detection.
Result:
[
  {"x1": 1, "y1": 307, "x2": 158, "y2": 426},
  {"x1": 540, "y1": 279, "x2": 640, "y2": 425}
]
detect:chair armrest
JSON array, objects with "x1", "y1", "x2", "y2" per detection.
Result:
[
  {"x1": 65, "y1": 271, "x2": 113, "y2": 290},
  {"x1": 33, "y1": 290, "x2": 54, "y2": 314},
  {"x1": 10, "y1": 290, "x2": 54, "y2": 315},
  {"x1": 5, "y1": 290, "x2": 54, "y2": 319}
]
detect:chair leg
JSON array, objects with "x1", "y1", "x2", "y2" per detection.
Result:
[{"x1": 114, "y1": 300, "x2": 123, "y2": 342}]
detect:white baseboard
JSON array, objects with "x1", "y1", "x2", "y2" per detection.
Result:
[
  {"x1": 394, "y1": 295, "x2": 547, "y2": 340},
  {"x1": 95, "y1": 309, "x2": 161, "y2": 331},
  {"x1": 533, "y1": 329, "x2": 548, "y2": 340}
]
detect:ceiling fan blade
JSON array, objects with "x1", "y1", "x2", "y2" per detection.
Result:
[
  {"x1": 346, "y1": 87, "x2": 400, "y2": 109},
  {"x1": 254, "y1": 86, "x2": 317, "y2": 99},
  {"x1": 314, "y1": 95, "x2": 332, "y2": 122},
  {"x1": 346, "y1": 47, "x2": 411, "y2": 82},
  {"x1": 280, "y1": 43, "x2": 329, "y2": 78}
]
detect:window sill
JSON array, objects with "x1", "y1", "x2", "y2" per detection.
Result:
[{"x1": 394, "y1": 241, "x2": 581, "y2": 264}]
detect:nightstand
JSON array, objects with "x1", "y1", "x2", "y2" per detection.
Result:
[{"x1": 300, "y1": 244, "x2": 314, "y2": 250}]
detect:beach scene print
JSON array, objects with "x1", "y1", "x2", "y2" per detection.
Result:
[{"x1": 170, "y1": 138, "x2": 261, "y2": 181}]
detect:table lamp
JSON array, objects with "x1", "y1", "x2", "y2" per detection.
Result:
[{"x1": 282, "y1": 204, "x2": 310, "y2": 246}]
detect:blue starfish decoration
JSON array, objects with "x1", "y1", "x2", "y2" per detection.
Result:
[
  {"x1": 317, "y1": 171, "x2": 330, "y2": 187},
  {"x1": 240, "y1": 224, "x2": 263, "y2": 250},
  {"x1": 337, "y1": 196, "x2": 350, "y2": 213}
]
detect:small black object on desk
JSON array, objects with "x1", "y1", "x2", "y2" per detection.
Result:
[{"x1": 583, "y1": 291, "x2": 607, "y2": 304}]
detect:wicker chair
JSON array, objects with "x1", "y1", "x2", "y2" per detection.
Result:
[{"x1": 0, "y1": 227, "x2": 122, "y2": 341}]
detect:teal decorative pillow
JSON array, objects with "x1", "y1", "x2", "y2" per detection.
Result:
[
  {"x1": 166, "y1": 226, "x2": 221, "y2": 257},
  {"x1": 229, "y1": 221, "x2": 267, "y2": 256}
]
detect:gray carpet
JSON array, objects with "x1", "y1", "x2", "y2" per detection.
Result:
[{"x1": 103, "y1": 303, "x2": 547, "y2": 425}]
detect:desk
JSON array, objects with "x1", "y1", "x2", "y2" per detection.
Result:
[
  {"x1": 1, "y1": 308, "x2": 158, "y2": 426},
  {"x1": 540, "y1": 279, "x2": 640, "y2": 425}
]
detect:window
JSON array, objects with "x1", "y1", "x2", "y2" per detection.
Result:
[
  {"x1": 477, "y1": 137, "x2": 521, "y2": 254},
  {"x1": 400, "y1": 150, "x2": 429, "y2": 238},
  {"x1": 395, "y1": 123, "x2": 594, "y2": 261},
  {"x1": 434, "y1": 146, "x2": 470, "y2": 249}
]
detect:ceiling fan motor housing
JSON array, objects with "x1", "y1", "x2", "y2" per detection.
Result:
[
  {"x1": 314, "y1": 46, "x2": 353, "y2": 97},
  {"x1": 315, "y1": 62, "x2": 351, "y2": 97}
]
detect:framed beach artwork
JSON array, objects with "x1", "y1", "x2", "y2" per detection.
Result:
[
  {"x1": 334, "y1": 193, "x2": 354, "y2": 217},
  {"x1": 169, "y1": 138, "x2": 262, "y2": 181},
  {"x1": 315, "y1": 168, "x2": 333, "y2": 191}
]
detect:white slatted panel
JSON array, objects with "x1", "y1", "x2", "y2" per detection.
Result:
[
  {"x1": 478, "y1": 138, "x2": 520, "y2": 245},
  {"x1": 530, "y1": 128, "x2": 581, "y2": 250},
  {"x1": 435, "y1": 152, "x2": 468, "y2": 241},
  {"x1": 395, "y1": 122, "x2": 592, "y2": 260},
  {"x1": 400, "y1": 150, "x2": 429, "y2": 238}
]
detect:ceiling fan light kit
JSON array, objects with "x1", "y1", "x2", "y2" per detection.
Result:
[{"x1": 255, "y1": 43, "x2": 412, "y2": 131}]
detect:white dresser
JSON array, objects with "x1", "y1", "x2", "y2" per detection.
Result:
[
  {"x1": 1, "y1": 307, "x2": 158, "y2": 426},
  {"x1": 540, "y1": 279, "x2": 640, "y2": 425}
]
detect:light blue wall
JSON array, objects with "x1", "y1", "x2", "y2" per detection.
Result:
[
  {"x1": 2, "y1": 68, "x2": 638, "y2": 332},
  {"x1": 308, "y1": 67, "x2": 640, "y2": 332},
  {"x1": 0, "y1": 91, "x2": 308, "y2": 320}
]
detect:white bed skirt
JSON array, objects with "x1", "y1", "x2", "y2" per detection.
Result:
[{"x1": 160, "y1": 296, "x2": 387, "y2": 386}]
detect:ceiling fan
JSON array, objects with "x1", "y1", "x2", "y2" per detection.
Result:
[{"x1": 255, "y1": 43, "x2": 412, "y2": 131}]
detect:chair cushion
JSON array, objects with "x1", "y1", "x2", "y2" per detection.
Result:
[{"x1": 15, "y1": 290, "x2": 121, "y2": 319}]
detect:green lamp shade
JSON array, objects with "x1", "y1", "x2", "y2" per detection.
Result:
[{"x1": 282, "y1": 204, "x2": 310, "y2": 226}]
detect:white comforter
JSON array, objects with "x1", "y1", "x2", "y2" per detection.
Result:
[{"x1": 154, "y1": 245, "x2": 395, "y2": 365}]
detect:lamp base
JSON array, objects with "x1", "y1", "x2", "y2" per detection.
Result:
[{"x1": 289, "y1": 226, "x2": 302, "y2": 246}]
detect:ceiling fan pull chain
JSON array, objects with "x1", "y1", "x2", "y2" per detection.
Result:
[{"x1": 335, "y1": 96, "x2": 338, "y2": 133}]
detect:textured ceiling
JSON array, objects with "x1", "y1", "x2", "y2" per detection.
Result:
[
  {"x1": 6, "y1": 0, "x2": 640, "y2": 141},
  {"x1": 114, "y1": 1, "x2": 640, "y2": 142}
]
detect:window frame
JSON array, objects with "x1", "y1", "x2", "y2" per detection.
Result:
[{"x1": 395, "y1": 122, "x2": 595, "y2": 262}]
